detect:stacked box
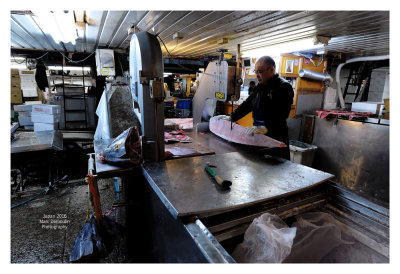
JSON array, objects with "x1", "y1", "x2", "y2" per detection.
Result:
[
  {"x1": 19, "y1": 70, "x2": 38, "y2": 97},
  {"x1": 13, "y1": 104, "x2": 33, "y2": 128},
  {"x1": 11, "y1": 69, "x2": 23, "y2": 103},
  {"x1": 31, "y1": 104, "x2": 61, "y2": 132}
]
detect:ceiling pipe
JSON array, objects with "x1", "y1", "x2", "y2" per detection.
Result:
[{"x1": 335, "y1": 55, "x2": 389, "y2": 109}]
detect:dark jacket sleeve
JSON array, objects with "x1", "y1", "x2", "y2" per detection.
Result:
[
  {"x1": 274, "y1": 82, "x2": 294, "y2": 121},
  {"x1": 230, "y1": 93, "x2": 255, "y2": 122}
]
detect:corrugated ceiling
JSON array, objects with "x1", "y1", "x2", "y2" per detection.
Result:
[{"x1": 10, "y1": 10, "x2": 390, "y2": 59}]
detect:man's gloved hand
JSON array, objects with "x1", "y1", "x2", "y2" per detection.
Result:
[
  {"x1": 214, "y1": 115, "x2": 231, "y2": 121},
  {"x1": 245, "y1": 125, "x2": 268, "y2": 136}
]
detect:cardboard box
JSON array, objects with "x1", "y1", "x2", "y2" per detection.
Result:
[
  {"x1": 382, "y1": 112, "x2": 389, "y2": 120},
  {"x1": 11, "y1": 75, "x2": 21, "y2": 85},
  {"x1": 34, "y1": 122, "x2": 58, "y2": 131},
  {"x1": 11, "y1": 93, "x2": 23, "y2": 103},
  {"x1": 11, "y1": 85, "x2": 22, "y2": 91},
  {"x1": 383, "y1": 99, "x2": 389, "y2": 113},
  {"x1": 18, "y1": 116, "x2": 33, "y2": 126},
  {"x1": 19, "y1": 70, "x2": 35, "y2": 75},
  {"x1": 11, "y1": 69, "x2": 20, "y2": 75},
  {"x1": 31, "y1": 113, "x2": 60, "y2": 124},
  {"x1": 32, "y1": 104, "x2": 61, "y2": 115},
  {"x1": 11, "y1": 88, "x2": 22, "y2": 96}
]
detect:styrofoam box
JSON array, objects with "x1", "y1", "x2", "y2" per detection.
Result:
[
  {"x1": 25, "y1": 101, "x2": 43, "y2": 105},
  {"x1": 18, "y1": 116, "x2": 33, "y2": 126},
  {"x1": 32, "y1": 104, "x2": 61, "y2": 115},
  {"x1": 17, "y1": 111, "x2": 31, "y2": 117},
  {"x1": 14, "y1": 104, "x2": 33, "y2": 112},
  {"x1": 351, "y1": 102, "x2": 384, "y2": 115},
  {"x1": 34, "y1": 122, "x2": 58, "y2": 131},
  {"x1": 22, "y1": 88, "x2": 38, "y2": 97},
  {"x1": 31, "y1": 113, "x2": 60, "y2": 124}
]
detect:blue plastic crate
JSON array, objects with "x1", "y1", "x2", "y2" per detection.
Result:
[{"x1": 176, "y1": 100, "x2": 191, "y2": 109}]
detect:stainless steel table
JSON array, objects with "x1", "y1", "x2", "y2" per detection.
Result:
[
  {"x1": 11, "y1": 130, "x2": 63, "y2": 153},
  {"x1": 142, "y1": 151, "x2": 334, "y2": 219},
  {"x1": 11, "y1": 130, "x2": 63, "y2": 192}
]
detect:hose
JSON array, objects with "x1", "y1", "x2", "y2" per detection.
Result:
[
  {"x1": 11, "y1": 190, "x2": 46, "y2": 209},
  {"x1": 11, "y1": 175, "x2": 69, "y2": 209}
]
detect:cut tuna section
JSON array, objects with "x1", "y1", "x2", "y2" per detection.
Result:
[{"x1": 209, "y1": 117, "x2": 286, "y2": 148}]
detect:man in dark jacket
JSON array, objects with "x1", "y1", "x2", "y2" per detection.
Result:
[{"x1": 215, "y1": 56, "x2": 294, "y2": 159}]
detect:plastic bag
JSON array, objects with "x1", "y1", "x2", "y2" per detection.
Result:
[
  {"x1": 232, "y1": 213, "x2": 296, "y2": 263},
  {"x1": 97, "y1": 126, "x2": 142, "y2": 167},
  {"x1": 94, "y1": 91, "x2": 111, "y2": 140},
  {"x1": 283, "y1": 212, "x2": 354, "y2": 263},
  {"x1": 69, "y1": 215, "x2": 106, "y2": 262}
]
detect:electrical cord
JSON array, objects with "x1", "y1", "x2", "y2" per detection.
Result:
[
  {"x1": 36, "y1": 51, "x2": 49, "y2": 60},
  {"x1": 12, "y1": 50, "x2": 95, "y2": 69},
  {"x1": 157, "y1": 35, "x2": 196, "y2": 72},
  {"x1": 169, "y1": 39, "x2": 179, "y2": 53},
  {"x1": 11, "y1": 55, "x2": 26, "y2": 64},
  {"x1": 57, "y1": 49, "x2": 96, "y2": 63}
]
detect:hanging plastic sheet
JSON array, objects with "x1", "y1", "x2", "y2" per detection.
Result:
[{"x1": 94, "y1": 91, "x2": 111, "y2": 140}]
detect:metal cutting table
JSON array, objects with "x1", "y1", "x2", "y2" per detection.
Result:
[
  {"x1": 142, "y1": 150, "x2": 334, "y2": 219},
  {"x1": 11, "y1": 130, "x2": 64, "y2": 192},
  {"x1": 11, "y1": 130, "x2": 63, "y2": 153},
  {"x1": 138, "y1": 131, "x2": 329, "y2": 262}
]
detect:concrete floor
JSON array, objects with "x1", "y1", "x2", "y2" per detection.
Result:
[{"x1": 11, "y1": 177, "x2": 132, "y2": 263}]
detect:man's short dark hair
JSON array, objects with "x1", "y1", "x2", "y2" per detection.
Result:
[
  {"x1": 258, "y1": 56, "x2": 276, "y2": 69},
  {"x1": 249, "y1": 81, "x2": 256, "y2": 85}
]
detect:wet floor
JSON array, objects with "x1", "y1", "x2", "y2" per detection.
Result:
[{"x1": 11, "y1": 177, "x2": 130, "y2": 263}]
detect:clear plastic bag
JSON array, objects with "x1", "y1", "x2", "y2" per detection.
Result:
[
  {"x1": 232, "y1": 213, "x2": 296, "y2": 263},
  {"x1": 283, "y1": 212, "x2": 354, "y2": 263}
]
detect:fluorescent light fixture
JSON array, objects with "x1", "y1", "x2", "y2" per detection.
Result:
[
  {"x1": 48, "y1": 66, "x2": 91, "y2": 71},
  {"x1": 10, "y1": 64, "x2": 28, "y2": 69},
  {"x1": 32, "y1": 10, "x2": 78, "y2": 45},
  {"x1": 241, "y1": 38, "x2": 325, "y2": 58}
]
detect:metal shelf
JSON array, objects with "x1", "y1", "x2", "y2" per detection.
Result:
[{"x1": 55, "y1": 65, "x2": 89, "y2": 130}]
